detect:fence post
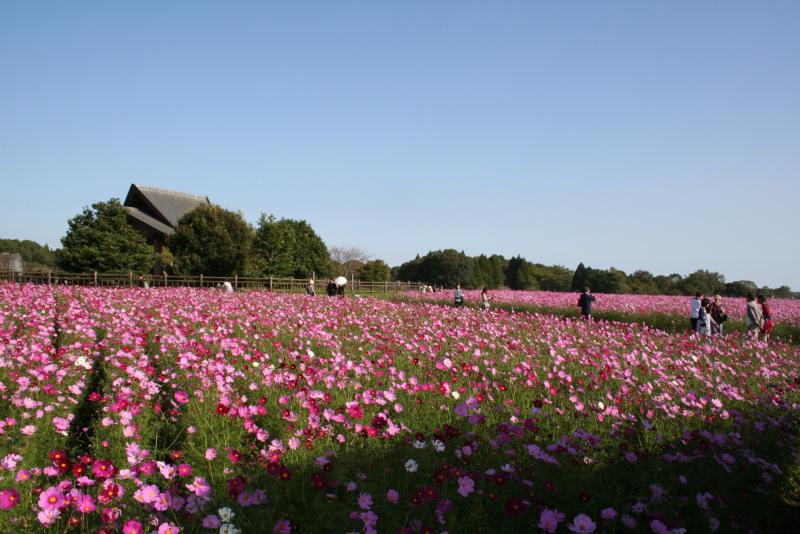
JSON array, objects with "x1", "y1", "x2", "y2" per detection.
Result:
[
  {"x1": 129, "y1": 272, "x2": 133, "y2": 286},
  {"x1": 234, "y1": 274, "x2": 238, "y2": 290},
  {"x1": 163, "y1": 272, "x2": 168, "y2": 287},
  {"x1": 93, "y1": 271, "x2": 98, "y2": 286},
  {"x1": 48, "y1": 271, "x2": 52, "y2": 286},
  {"x1": 269, "y1": 276, "x2": 273, "y2": 291},
  {"x1": 199, "y1": 274, "x2": 203, "y2": 288}
]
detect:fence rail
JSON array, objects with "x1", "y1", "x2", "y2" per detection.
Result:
[{"x1": 0, "y1": 270, "x2": 416, "y2": 294}]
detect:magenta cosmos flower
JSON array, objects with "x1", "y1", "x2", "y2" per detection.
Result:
[
  {"x1": 38, "y1": 486, "x2": 64, "y2": 510},
  {"x1": 0, "y1": 488, "x2": 20, "y2": 509}
]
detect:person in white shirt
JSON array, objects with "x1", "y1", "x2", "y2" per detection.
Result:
[
  {"x1": 222, "y1": 280, "x2": 234, "y2": 293},
  {"x1": 688, "y1": 292, "x2": 702, "y2": 331}
]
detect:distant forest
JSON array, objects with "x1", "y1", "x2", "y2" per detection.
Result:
[
  {"x1": 393, "y1": 249, "x2": 795, "y2": 298},
  {"x1": 0, "y1": 239, "x2": 57, "y2": 271}
]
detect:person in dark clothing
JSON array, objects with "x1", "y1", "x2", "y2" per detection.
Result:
[
  {"x1": 337, "y1": 284, "x2": 345, "y2": 298},
  {"x1": 577, "y1": 287, "x2": 596, "y2": 319},
  {"x1": 326, "y1": 279, "x2": 337, "y2": 297}
]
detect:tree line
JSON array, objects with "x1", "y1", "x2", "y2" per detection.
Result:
[
  {"x1": 393, "y1": 250, "x2": 795, "y2": 298},
  {"x1": 1, "y1": 198, "x2": 795, "y2": 297}
]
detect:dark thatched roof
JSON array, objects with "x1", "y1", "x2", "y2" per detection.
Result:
[{"x1": 123, "y1": 184, "x2": 210, "y2": 237}]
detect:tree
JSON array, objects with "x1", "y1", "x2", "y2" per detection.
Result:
[
  {"x1": 167, "y1": 204, "x2": 253, "y2": 276},
  {"x1": 395, "y1": 250, "x2": 477, "y2": 287},
  {"x1": 329, "y1": 246, "x2": 369, "y2": 279},
  {"x1": 771, "y1": 285, "x2": 794, "y2": 298},
  {"x1": 679, "y1": 270, "x2": 725, "y2": 296},
  {"x1": 628, "y1": 270, "x2": 659, "y2": 294},
  {"x1": 723, "y1": 280, "x2": 758, "y2": 298},
  {"x1": 252, "y1": 214, "x2": 297, "y2": 277},
  {"x1": 505, "y1": 256, "x2": 538, "y2": 290},
  {"x1": 571, "y1": 263, "x2": 588, "y2": 291},
  {"x1": 59, "y1": 199, "x2": 156, "y2": 273},
  {"x1": 395, "y1": 255, "x2": 422, "y2": 282},
  {"x1": 252, "y1": 215, "x2": 331, "y2": 279},
  {"x1": 358, "y1": 259, "x2": 392, "y2": 282}
]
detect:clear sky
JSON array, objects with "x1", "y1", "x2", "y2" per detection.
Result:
[{"x1": 1, "y1": 1, "x2": 798, "y2": 289}]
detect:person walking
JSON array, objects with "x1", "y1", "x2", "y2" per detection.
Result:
[
  {"x1": 578, "y1": 287, "x2": 597, "y2": 319},
  {"x1": 758, "y1": 295, "x2": 775, "y2": 339},
  {"x1": 326, "y1": 279, "x2": 337, "y2": 297},
  {"x1": 746, "y1": 293, "x2": 764, "y2": 338},
  {"x1": 708, "y1": 295, "x2": 727, "y2": 336},
  {"x1": 696, "y1": 298, "x2": 714, "y2": 337},
  {"x1": 688, "y1": 292, "x2": 702, "y2": 331},
  {"x1": 480, "y1": 287, "x2": 491, "y2": 310},
  {"x1": 454, "y1": 284, "x2": 464, "y2": 307},
  {"x1": 306, "y1": 279, "x2": 316, "y2": 296}
]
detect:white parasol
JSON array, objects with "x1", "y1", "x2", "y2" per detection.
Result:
[{"x1": 334, "y1": 276, "x2": 348, "y2": 287}]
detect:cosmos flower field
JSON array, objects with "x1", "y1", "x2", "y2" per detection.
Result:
[
  {"x1": 409, "y1": 290, "x2": 800, "y2": 325},
  {"x1": 1, "y1": 283, "x2": 799, "y2": 533}
]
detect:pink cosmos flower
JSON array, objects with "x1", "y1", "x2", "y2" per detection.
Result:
[
  {"x1": 123, "y1": 520, "x2": 144, "y2": 534},
  {"x1": 273, "y1": 520, "x2": 292, "y2": 534},
  {"x1": 568, "y1": 514, "x2": 597, "y2": 533},
  {"x1": 37, "y1": 508, "x2": 61, "y2": 526},
  {"x1": 358, "y1": 492, "x2": 373, "y2": 510},
  {"x1": 158, "y1": 522, "x2": 180, "y2": 534},
  {"x1": 601, "y1": 507, "x2": 617, "y2": 520},
  {"x1": 133, "y1": 484, "x2": 160, "y2": 504},
  {"x1": 38, "y1": 486, "x2": 64, "y2": 510},
  {"x1": 202, "y1": 515, "x2": 221, "y2": 529},
  {"x1": 174, "y1": 390, "x2": 189, "y2": 403},
  {"x1": 386, "y1": 489, "x2": 400, "y2": 503},
  {"x1": 538, "y1": 508, "x2": 566, "y2": 533},
  {"x1": 205, "y1": 448, "x2": 217, "y2": 460},
  {"x1": 0, "y1": 488, "x2": 20, "y2": 509},
  {"x1": 186, "y1": 476, "x2": 212, "y2": 498},
  {"x1": 457, "y1": 476, "x2": 475, "y2": 497},
  {"x1": 75, "y1": 493, "x2": 96, "y2": 513}
]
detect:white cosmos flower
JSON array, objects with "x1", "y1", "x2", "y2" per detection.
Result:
[
  {"x1": 404, "y1": 459, "x2": 418, "y2": 473},
  {"x1": 412, "y1": 440, "x2": 426, "y2": 449},
  {"x1": 218, "y1": 507, "x2": 235, "y2": 522},
  {"x1": 432, "y1": 439, "x2": 445, "y2": 453}
]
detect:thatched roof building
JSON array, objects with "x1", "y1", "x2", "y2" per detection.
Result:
[{"x1": 123, "y1": 184, "x2": 210, "y2": 252}]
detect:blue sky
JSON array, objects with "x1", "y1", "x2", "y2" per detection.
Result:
[{"x1": 1, "y1": 1, "x2": 798, "y2": 288}]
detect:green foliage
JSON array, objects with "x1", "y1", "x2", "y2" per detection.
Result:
[
  {"x1": 505, "y1": 256, "x2": 538, "y2": 290},
  {"x1": 678, "y1": 269, "x2": 726, "y2": 296},
  {"x1": 723, "y1": 280, "x2": 758, "y2": 297},
  {"x1": 252, "y1": 214, "x2": 331, "y2": 278},
  {"x1": 0, "y1": 238, "x2": 57, "y2": 270},
  {"x1": 571, "y1": 262, "x2": 588, "y2": 291},
  {"x1": 167, "y1": 204, "x2": 253, "y2": 276},
  {"x1": 357, "y1": 259, "x2": 392, "y2": 282},
  {"x1": 59, "y1": 199, "x2": 156, "y2": 273}
]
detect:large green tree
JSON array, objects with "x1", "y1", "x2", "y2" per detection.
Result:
[
  {"x1": 167, "y1": 204, "x2": 253, "y2": 276},
  {"x1": 252, "y1": 214, "x2": 331, "y2": 278},
  {"x1": 505, "y1": 256, "x2": 538, "y2": 290},
  {"x1": 59, "y1": 199, "x2": 156, "y2": 273},
  {"x1": 571, "y1": 263, "x2": 589, "y2": 291},
  {"x1": 357, "y1": 259, "x2": 392, "y2": 282}
]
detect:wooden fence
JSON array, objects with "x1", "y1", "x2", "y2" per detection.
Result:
[{"x1": 0, "y1": 270, "x2": 417, "y2": 294}]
